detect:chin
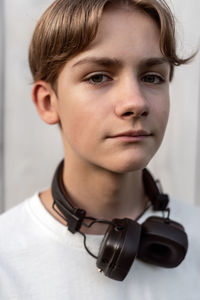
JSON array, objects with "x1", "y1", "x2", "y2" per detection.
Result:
[
  {"x1": 102, "y1": 156, "x2": 152, "y2": 174},
  {"x1": 100, "y1": 144, "x2": 159, "y2": 173}
]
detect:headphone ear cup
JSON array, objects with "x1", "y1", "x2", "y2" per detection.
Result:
[
  {"x1": 137, "y1": 216, "x2": 188, "y2": 268},
  {"x1": 96, "y1": 218, "x2": 141, "y2": 281}
]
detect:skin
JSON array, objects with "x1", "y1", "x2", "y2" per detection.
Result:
[{"x1": 32, "y1": 7, "x2": 170, "y2": 234}]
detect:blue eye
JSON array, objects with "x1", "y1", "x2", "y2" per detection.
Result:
[{"x1": 142, "y1": 74, "x2": 164, "y2": 84}]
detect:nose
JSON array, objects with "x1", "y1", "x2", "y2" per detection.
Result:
[{"x1": 114, "y1": 79, "x2": 149, "y2": 119}]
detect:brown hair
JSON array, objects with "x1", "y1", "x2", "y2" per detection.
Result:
[{"x1": 29, "y1": 0, "x2": 195, "y2": 87}]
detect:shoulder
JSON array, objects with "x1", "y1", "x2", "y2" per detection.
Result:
[
  {"x1": 0, "y1": 198, "x2": 28, "y2": 227},
  {"x1": 0, "y1": 194, "x2": 39, "y2": 251},
  {"x1": 0, "y1": 194, "x2": 35, "y2": 226},
  {"x1": 169, "y1": 198, "x2": 200, "y2": 256},
  {"x1": 169, "y1": 197, "x2": 200, "y2": 231}
]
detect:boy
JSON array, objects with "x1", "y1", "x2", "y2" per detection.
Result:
[{"x1": 0, "y1": 0, "x2": 199, "y2": 299}]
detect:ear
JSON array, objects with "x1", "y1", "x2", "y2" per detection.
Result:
[{"x1": 32, "y1": 81, "x2": 60, "y2": 125}]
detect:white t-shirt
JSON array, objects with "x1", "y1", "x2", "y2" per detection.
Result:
[{"x1": 0, "y1": 193, "x2": 200, "y2": 300}]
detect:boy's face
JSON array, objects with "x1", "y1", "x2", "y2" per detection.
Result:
[{"x1": 54, "y1": 8, "x2": 170, "y2": 173}]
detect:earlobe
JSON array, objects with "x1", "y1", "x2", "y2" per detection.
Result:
[{"x1": 32, "y1": 81, "x2": 60, "y2": 125}]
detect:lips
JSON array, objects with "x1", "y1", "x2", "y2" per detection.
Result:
[{"x1": 110, "y1": 130, "x2": 152, "y2": 138}]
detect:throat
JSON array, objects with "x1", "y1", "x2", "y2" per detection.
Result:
[
  {"x1": 62, "y1": 167, "x2": 148, "y2": 233},
  {"x1": 39, "y1": 167, "x2": 149, "y2": 235}
]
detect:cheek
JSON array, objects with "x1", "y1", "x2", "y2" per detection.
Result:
[
  {"x1": 154, "y1": 96, "x2": 170, "y2": 136},
  {"x1": 63, "y1": 110, "x2": 90, "y2": 145},
  {"x1": 59, "y1": 98, "x2": 102, "y2": 151},
  {"x1": 162, "y1": 96, "x2": 170, "y2": 125}
]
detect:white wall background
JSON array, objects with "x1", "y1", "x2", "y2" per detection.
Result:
[{"x1": 1, "y1": 0, "x2": 200, "y2": 212}]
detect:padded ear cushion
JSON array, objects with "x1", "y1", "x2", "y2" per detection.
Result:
[
  {"x1": 137, "y1": 216, "x2": 188, "y2": 268},
  {"x1": 96, "y1": 218, "x2": 141, "y2": 281}
]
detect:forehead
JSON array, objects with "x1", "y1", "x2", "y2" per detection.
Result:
[
  {"x1": 67, "y1": 8, "x2": 162, "y2": 68},
  {"x1": 99, "y1": 8, "x2": 159, "y2": 51}
]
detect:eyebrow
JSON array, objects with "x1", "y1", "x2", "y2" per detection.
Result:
[
  {"x1": 142, "y1": 57, "x2": 170, "y2": 67},
  {"x1": 72, "y1": 57, "x2": 122, "y2": 68},
  {"x1": 72, "y1": 56, "x2": 170, "y2": 69}
]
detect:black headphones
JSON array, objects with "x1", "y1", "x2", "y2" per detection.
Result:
[{"x1": 51, "y1": 160, "x2": 188, "y2": 281}]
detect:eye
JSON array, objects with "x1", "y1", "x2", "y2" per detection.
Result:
[
  {"x1": 142, "y1": 74, "x2": 164, "y2": 84},
  {"x1": 86, "y1": 73, "x2": 111, "y2": 85}
]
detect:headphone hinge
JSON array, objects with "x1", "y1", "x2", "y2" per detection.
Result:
[
  {"x1": 67, "y1": 208, "x2": 86, "y2": 234},
  {"x1": 153, "y1": 194, "x2": 169, "y2": 211}
]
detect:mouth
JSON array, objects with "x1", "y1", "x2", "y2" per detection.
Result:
[
  {"x1": 108, "y1": 130, "x2": 153, "y2": 142},
  {"x1": 111, "y1": 130, "x2": 152, "y2": 138}
]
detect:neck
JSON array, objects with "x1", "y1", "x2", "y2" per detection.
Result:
[
  {"x1": 64, "y1": 159, "x2": 147, "y2": 215},
  {"x1": 40, "y1": 158, "x2": 149, "y2": 235}
]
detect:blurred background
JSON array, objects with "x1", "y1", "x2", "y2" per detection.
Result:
[{"x1": 0, "y1": 0, "x2": 200, "y2": 213}]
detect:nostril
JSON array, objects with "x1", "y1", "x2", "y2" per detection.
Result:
[
  {"x1": 141, "y1": 111, "x2": 148, "y2": 117},
  {"x1": 123, "y1": 110, "x2": 148, "y2": 117},
  {"x1": 124, "y1": 112, "x2": 133, "y2": 116}
]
